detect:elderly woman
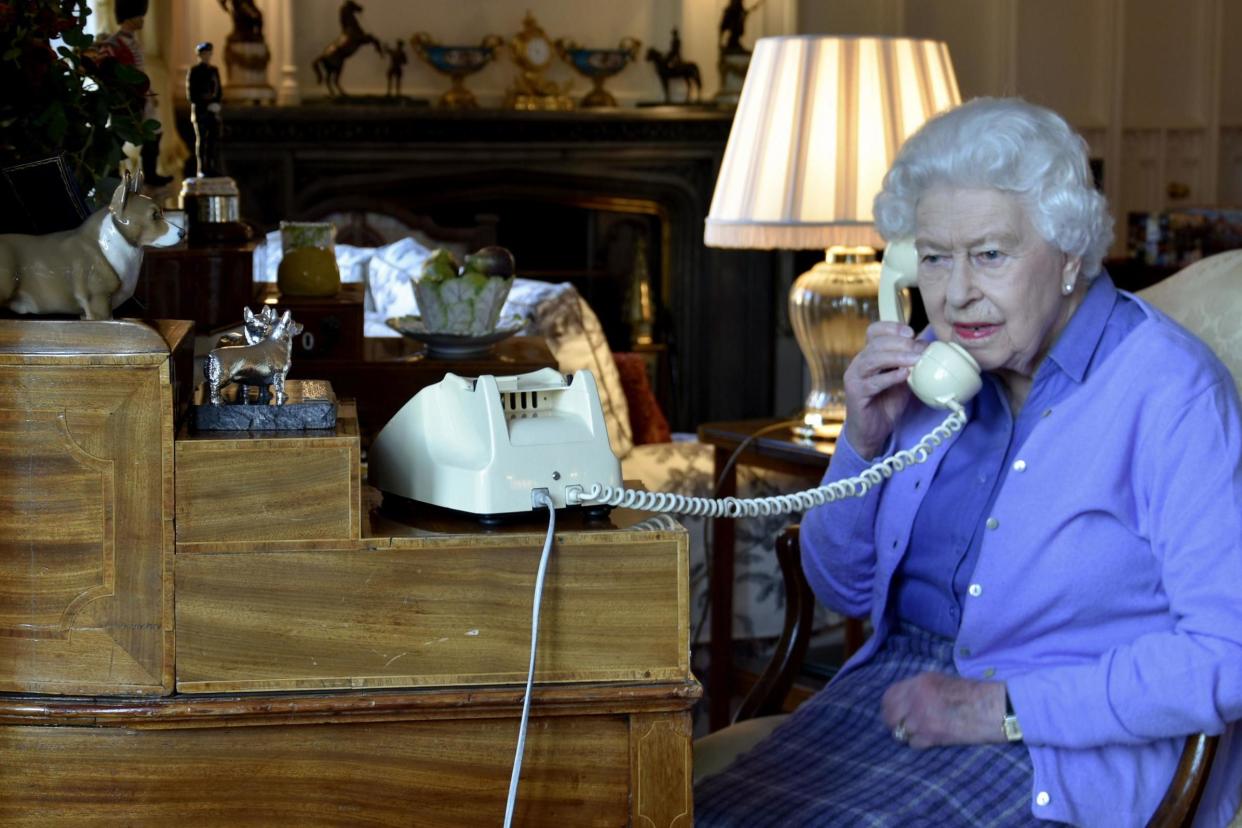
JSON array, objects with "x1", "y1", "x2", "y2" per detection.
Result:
[{"x1": 695, "y1": 98, "x2": 1242, "y2": 826}]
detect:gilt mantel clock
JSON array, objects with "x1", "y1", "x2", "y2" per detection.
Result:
[{"x1": 504, "y1": 12, "x2": 574, "y2": 111}]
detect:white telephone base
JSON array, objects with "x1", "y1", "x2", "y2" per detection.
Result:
[{"x1": 368, "y1": 368, "x2": 623, "y2": 518}]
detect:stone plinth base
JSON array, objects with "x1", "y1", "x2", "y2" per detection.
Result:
[{"x1": 192, "y1": 379, "x2": 338, "y2": 431}]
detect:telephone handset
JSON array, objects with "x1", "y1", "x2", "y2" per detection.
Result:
[{"x1": 879, "y1": 240, "x2": 983, "y2": 411}]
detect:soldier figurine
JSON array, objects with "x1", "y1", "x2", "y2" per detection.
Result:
[
  {"x1": 385, "y1": 39, "x2": 408, "y2": 97},
  {"x1": 187, "y1": 42, "x2": 224, "y2": 178},
  {"x1": 720, "y1": 0, "x2": 764, "y2": 55},
  {"x1": 100, "y1": 0, "x2": 173, "y2": 186},
  {"x1": 667, "y1": 27, "x2": 683, "y2": 68}
]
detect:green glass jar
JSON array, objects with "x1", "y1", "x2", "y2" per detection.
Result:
[{"x1": 277, "y1": 221, "x2": 340, "y2": 297}]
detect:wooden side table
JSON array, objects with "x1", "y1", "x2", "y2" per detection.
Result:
[{"x1": 696, "y1": 418, "x2": 835, "y2": 731}]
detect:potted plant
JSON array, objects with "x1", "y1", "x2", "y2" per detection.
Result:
[{"x1": 0, "y1": 1, "x2": 157, "y2": 203}]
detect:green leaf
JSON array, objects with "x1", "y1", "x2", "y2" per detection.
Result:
[
  {"x1": 113, "y1": 121, "x2": 142, "y2": 144},
  {"x1": 115, "y1": 64, "x2": 146, "y2": 85},
  {"x1": 47, "y1": 104, "x2": 68, "y2": 144},
  {"x1": 62, "y1": 29, "x2": 93, "y2": 49}
]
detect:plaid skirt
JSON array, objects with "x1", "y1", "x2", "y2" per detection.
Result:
[{"x1": 694, "y1": 624, "x2": 1066, "y2": 827}]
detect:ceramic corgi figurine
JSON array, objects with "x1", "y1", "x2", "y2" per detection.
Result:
[{"x1": 0, "y1": 170, "x2": 183, "y2": 320}]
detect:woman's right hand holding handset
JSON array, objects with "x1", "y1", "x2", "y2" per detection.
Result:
[{"x1": 842, "y1": 322, "x2": 927, "y2": 459}]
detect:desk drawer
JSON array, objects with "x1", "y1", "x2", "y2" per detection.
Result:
[
  {"x1": 174, "y1": 530, "x2": 689, "y2": 693},
  {"x1": 0, "y1": 686, "x2": 697, "y2": 826}
]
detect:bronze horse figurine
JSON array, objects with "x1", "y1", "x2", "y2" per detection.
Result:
[
  {"x1": 645, "y1": 48, "x2": 702, "y2": 104},
  {"x1": 312, "y1": 0, "x2": 382, "y2": 97}
]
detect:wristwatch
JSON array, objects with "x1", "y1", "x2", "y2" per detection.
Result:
[{"x1": 1003, "y1": 690, "x2": 1024, "y2": 742}]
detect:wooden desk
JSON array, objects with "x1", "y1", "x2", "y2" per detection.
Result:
[
  {"x1": 2, "y1": 498, "x2": 698, "y2": 826},
  {"x1": 1, "y1": 321, "x2": 695, "y2": 824},
  {"x1": 696, "y1": 418, "x2": 834, "y2": 731}
]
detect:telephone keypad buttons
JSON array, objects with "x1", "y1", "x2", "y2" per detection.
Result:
[
  {"x1": 1012, "y1": 459, "x2": 1027, "y2": 472},
  {"x1": 968, "y1": 584, "x2": 983, "y2": 597},
  {"x1": 986, "y1": 517, "x2": 999, "y2": 530}
]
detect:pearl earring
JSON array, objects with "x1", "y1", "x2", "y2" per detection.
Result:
[{"x1": 1062, "y1": 282, "x2": 1075, "y2": 295}]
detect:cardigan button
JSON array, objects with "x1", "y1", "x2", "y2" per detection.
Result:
[{"x1": 1036, "y1": 792, "x2": 1051, "y2": 807}]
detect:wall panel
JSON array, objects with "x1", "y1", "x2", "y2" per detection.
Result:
[
  {"x1": 1122, "y1": 0, "x2": 1210, "y2": 128},
  {"x1": 1015, "y1": 0, "x2": 1110, "y2": 127},
  {"x1": 1222, "y1": 2, "x2": 1242, "y2": 126},
  {"x1": 901, "y1": 0, "x2": 1010, "y2": 98}
]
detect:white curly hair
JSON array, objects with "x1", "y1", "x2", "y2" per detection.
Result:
[{"x1": 873, "y1": 97, "x2": 1114, "y2": 278}]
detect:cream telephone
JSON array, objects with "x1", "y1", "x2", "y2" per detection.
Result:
[
  {"x1": 878, "y1": 240, "x2": 983, "y2": 411},
  {"x1": 368, "y1": 368, "x2": 622, "y2": 518}
]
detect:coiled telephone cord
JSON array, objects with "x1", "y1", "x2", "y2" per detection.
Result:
[{"x1": 570, "y1": 406, "x2": 968, "y2": 518}]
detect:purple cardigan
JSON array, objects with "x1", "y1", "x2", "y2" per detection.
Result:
[{"x1": 802, "y1": 293, "x2": 1242, "y2": 826}]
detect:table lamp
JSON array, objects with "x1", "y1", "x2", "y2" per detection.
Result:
[{"x1": 705, "y1": 35, "x2": 960, "y2": 438}]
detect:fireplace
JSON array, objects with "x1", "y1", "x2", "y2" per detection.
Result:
[{"x1": 198, "y1": 105, "x2": 780, "y2": 429}]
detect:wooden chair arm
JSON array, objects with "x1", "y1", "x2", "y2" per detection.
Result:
[
  {"x1": 1146, "y1": 732, "x2": 1220, "y2": 828},
  {"x1": 734, "y1": 525, "x2": 814, "y2": 723}
]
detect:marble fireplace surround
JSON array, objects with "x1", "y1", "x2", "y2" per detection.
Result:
[{"x1": 202, "y1": 105, "x2": 780, "y2": 429}]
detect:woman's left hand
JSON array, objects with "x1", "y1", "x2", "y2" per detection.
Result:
[{"x1": 880, "y1": 672, "x2": 1007, "y2": 748}]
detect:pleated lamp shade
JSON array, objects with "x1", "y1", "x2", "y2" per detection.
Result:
[{"x1": 704, "y1": 36, "x2": 961, "y2": 251}]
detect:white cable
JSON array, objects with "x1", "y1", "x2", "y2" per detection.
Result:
[
  {"x1": 504, "y1": 489, "x2": 556, "y2": 828},
  {"x1": 569, "y1": 406, "x2": 968, "y2": 518}
]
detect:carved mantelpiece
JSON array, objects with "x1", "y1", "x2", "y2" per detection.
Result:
[{"x1": 189, "y1": 105, "x2": 778, "y2": 428}]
